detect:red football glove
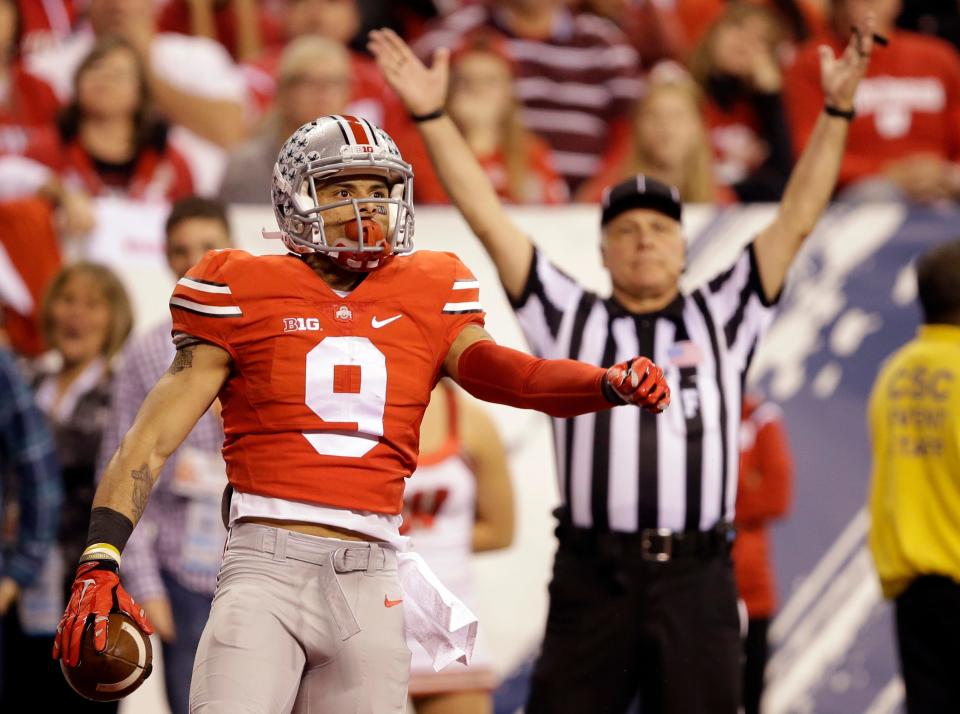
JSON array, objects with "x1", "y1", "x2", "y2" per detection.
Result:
[
  {"x1": 52, "y1": 560, "x2": 154, "y2": 667},
  {"x1": 604, "y1": 357, "x2": 671, "y2": 413}
]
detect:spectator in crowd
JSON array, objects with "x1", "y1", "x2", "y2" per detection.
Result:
[
  {"x1": 404, "y1": 381, "x2": 514, "y2": 714},
  {"x1": 689, "y1": 2, "x2": 794, "y2": 201},
  {"x1": 733, "y1": 393, "x2": 793, "y2": 714},
  {"x1": 576, "y1": 0, "x2": 687, "y2": 66},
  {"x1": 414, "y1": 0, "x2": 643, "y2": 193},
  {"x1": 239, "y1": 0, "x2": 448, "y2": 202},
  {"x1": 242, "y1": 0, "x2": 383, "y2": 121},
  {"x1": 0, "y1": 0, "x2": 59, "y2": 127},
  {"x1": 158, "y1": 0, "x2": 283, "y2": 62},
  {"x1": 0, "y1": 322, "x2": 62, "y2": 702},
  {"x1": 867, "y1": 239, "x2": 960, "y2": 713},
  {"x1": 98, "y1": 197, "x2": 231, "y2": 714},
  {"x1": 40, "y1": 37, "x2": 195, "y2": 202},
  {"x1": 26, "y1": 0, "x2": 248, "y2": 194},
  {"x1": 786, "y1": 0, "x2": 960, "y2": 203},
  {"x1": 446, "y1": 32, "x2": 567, "y2": 205},
  {"x1": 577, "y1": 67, "x2": 729, "y2": 204},
  {"x1": 3, "y1": 262, "x2": 131, "y2": 712},
  {"x1": 676, "y1": 0, "x2": 824, "y2": 53},
  {"x1": 220, "y1": 36, "x2": 350, "y2": 204}
]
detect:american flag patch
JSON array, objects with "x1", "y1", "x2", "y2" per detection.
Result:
[{"x1": 666, "y1": 341, "x2": 702, "y2": 368}]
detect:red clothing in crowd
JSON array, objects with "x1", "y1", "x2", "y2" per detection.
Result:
[
  {"x1": 705, "y1": 96, "x2": 767, "y2": 188},
  {"x1": 418, "y1": 135, "x2": 570, "y2": 206},
  {"x1": 785, "y1": 31, "x2": 960, "y2": 189},
  {"x1": 0, "y1": 198, "x2": 62, "y2": 357},
  {"x1": 733, "y1": 397, "x2": 792, "y2": 619},
  {"x1": 0, "y1": 65, "x2": 60, "y2": 126},
  {"x1": 15, "y1": 0, "x2": 78, "y2": 54},
  {"x1": 158, "y1": 0, "x2": 284, "y2": 60},
  {"x1": 13, "y1": 128, "x2": 195, "y2": 202}
]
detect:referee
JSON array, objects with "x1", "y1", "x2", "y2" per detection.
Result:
[{"x1": 369, "y1": 19, "x2": 877, "y2": 714}]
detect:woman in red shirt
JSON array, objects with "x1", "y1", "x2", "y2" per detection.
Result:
[
  {"x1": 445, "y1": 32, "x2": 568, "y2": 205},
  {"x1": 46, "y1": 36, "x2": 194, "y2": 203}
]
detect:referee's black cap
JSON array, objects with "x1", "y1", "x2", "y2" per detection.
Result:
[{"x1": 600, "y1": 175, "x2": 682, "y2": 226}]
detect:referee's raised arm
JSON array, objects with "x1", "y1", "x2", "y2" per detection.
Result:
[
  {"x1": 754, "y1": 15, "x2": 877, "y2": 300},
  {"x1": 368, "y1": 28, "x2": 532, "y2": 301}
]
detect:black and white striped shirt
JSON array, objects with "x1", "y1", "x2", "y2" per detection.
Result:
[{"x1": 512, "y1": 245, "x2": 776, "y2": 532}]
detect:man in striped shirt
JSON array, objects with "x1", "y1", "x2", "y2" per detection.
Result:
[
  {"x1": 414, "y1": 0, "x2": 641, "y2": 193},
  {"x1": 371, "y1": 21, "x2": 878, "y2": 714},
  {"x1": 96, "y1": 197, "x2": 231, "y2": 714}
]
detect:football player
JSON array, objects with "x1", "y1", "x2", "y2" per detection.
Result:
[{"x1": 51, "y1": 115, "x2": 670, "y2": 713}]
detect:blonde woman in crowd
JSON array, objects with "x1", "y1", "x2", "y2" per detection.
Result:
[
  {"x1": 445, "y1": 32, "x2": 568, "y2": 205},
  {"x1": 576, "y1": 66, "x2": 730, "y2": 204},
  {"x1": 2, "y1": 262, "x2": 132, "y2": 712}
]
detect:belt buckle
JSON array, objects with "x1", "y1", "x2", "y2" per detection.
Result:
[{"x1": 640, "y1": 528, "x2": 673, "y2": 562}]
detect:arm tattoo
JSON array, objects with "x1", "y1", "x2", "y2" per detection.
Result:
[
  {"x1": 169, "y1": 346, "x2": 195, "y2": 375},
  {"x1": 130, "y1": 463, "x2": 153, "y2": 521}
]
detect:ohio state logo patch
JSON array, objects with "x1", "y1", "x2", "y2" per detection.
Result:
[{"x1": 335, "y1": 305, "x2": 353, "y2": 322}]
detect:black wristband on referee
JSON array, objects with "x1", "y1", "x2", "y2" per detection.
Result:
[
  {"x1": 824, "y1": 104, "x2": 855, "y2": 121},
  {"x1": 411, "y1": 107, "x2": 445, "y2": 123},
  {"x1": 81, "y1": 507, "x2": 134, "y2": 564}
]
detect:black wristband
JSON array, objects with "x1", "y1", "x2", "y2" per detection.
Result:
[
  {"x1": 411, "y1": 107, "x2": 445, "y2": 123},
  {"x1": 601, "y1": 373, "x2": 627, "y2": 406},
  {"x1": 824, "y1": 104, "x2": 855, "y2": 121},
  {"x1": 83, "y1": 507, "x2": 135, "y2": 559}
]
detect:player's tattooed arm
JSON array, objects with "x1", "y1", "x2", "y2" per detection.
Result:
[
  {"x1": 129, "y1": 463, "x2": 155, "y2": 521},
  {"x1": 168, "y1": 346, "x2": 195, "y2": 375},
  {"x1": 91, "y1": 342, "x2": 231, "y2": 526}
]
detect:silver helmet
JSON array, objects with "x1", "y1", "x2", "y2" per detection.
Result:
[{"x1": 270, "y1": 115, "x2": 414, "y2": 271}]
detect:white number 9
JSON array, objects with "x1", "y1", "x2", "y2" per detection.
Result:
[{"x1": 303, "y1": 336, "x2": 387, "y2": 458}]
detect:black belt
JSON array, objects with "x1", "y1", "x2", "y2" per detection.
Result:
[{"x1": 555, "y1": 517, "x2": 735, "y2": 563}]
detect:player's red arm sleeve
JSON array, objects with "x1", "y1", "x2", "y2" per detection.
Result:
[{"x1": 455, "y1": 339, "x2": 613, "y2": 418}]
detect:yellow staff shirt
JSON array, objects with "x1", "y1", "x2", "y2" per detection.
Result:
[{"x1": 868, "y1": 324, "x2": 960, "y2": 599}]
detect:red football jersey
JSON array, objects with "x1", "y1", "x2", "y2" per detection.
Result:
[{"x1": 170, "y1": 249, "x2": 485, "y2": 515}]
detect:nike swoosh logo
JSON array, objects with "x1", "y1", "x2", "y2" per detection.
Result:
[
  {"x1": 384, "y1": 595, "x2": 403, "y2": 608},
  {"x1": 371, "y1": 315, "x2": 402, "y2": 329},
  {"x1": 78, "y1": 578, "x2": 96, "y2": 602}
]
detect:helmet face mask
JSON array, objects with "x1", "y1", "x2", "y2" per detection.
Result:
[{"x1": 272, "y1": 116, "x2": 415, "y2": 271}]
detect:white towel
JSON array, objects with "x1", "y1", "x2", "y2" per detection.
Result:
[{"x1": 397, "y1": 551, "x2": 478, "y2": 671}]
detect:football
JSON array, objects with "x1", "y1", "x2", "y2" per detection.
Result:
[{"x1": 61, "y1": 612, "x2": 153, "y2": 702}]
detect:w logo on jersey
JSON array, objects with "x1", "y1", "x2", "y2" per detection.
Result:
[
  {"x1": 400, "y1": 489, "x2": 450, "y2": 534},
  {"x1": 283, "y1": 317, "x2": 322, "y2": 332}
]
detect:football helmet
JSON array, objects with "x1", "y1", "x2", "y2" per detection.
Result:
[{"x1": 270, "y1": 115, "x2": 414, "y2": 271}]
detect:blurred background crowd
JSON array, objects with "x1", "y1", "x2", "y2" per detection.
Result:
[
  {"x1": 2, "y1": 0, "x2": 960, "y2": 354},
  {"x1": 0, "y1": 1, "x2": 958, "y2": 712}
]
